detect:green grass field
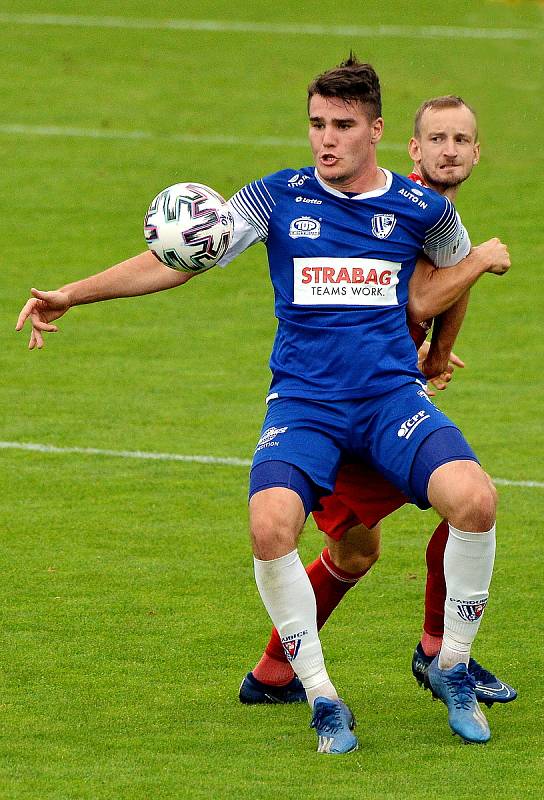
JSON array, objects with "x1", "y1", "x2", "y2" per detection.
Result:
[{"x1": 1, "y1": 1, "x2": 543, "y2": 797}]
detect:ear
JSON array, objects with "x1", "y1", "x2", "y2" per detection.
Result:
[
  {"x1": 370, "y1": 117, "x2": 384, "y2": 144},
  {"x1": 408, "y1": 136, "x2": 421, "y2": 162},
  {"x1": 472, "y1": 142, "x2": 481, "y2": 166}
]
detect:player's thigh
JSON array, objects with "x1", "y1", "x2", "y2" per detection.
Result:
[{"x1": 249, "y1": 486, "x2": 308, "y2": 559}]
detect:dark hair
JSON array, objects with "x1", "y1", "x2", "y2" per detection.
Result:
[
  {"x1": 308, "y1": 53, "x2": 382, "y2": 121},
  {"x1": 414, "y1": 95, "x2": 478, "y2": 139}
]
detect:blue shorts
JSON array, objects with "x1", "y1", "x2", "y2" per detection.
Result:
[{"x1": 251, "y1": 383, "x2": 475, "y2": 508}]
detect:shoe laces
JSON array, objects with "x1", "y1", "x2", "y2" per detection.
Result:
[
  {"x1": 468, "y1": 658, "x2": 496, "y2": 685},
  {"x1": 444, "y1": 670, "x2": 477, "y2": 710},
  {"x1": 310, "y1": 702, "x2": 343, "y2": 734}
]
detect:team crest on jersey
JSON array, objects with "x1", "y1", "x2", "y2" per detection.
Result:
[
  {"x1": 289, "y1": 216, "x2": 321, "y2": 239},
  {"x1": 371, "y1": 213, "x2": 397, "y2": 239},
  {"x1": 454, "y1": 599, "x2": 488, "y2": 623}
]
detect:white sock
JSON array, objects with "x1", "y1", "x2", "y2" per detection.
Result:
[
  {"x1": 254, "y1": 550, "x2": 337, "y2": 706},
  {"x1": 439, "y1": 523, "x2": 496, "y2": 669}
]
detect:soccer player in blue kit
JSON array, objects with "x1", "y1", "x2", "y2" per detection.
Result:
[{"x1": 17, "y1": 57, "x2": 511, "y2": 754}]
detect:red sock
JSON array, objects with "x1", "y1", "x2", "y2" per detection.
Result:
[
  {"x1": 252, "y1": 548, "x2": 367, "y2": 686},
  {"x1": 420, "y1": 520, "x2": 449, "y2": 656}
]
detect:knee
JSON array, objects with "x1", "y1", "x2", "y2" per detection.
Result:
[
  {"x1": 452, "y1": 479, "x2": 497, "y2": 532},
  {"x1": 249, "y1": 489, "x2": 304, "y2": 559}
]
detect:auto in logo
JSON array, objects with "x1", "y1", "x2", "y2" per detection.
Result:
[
  {"x1": 371, "y1": 213, "x2": 397, "y2": 239},
  {"x1": 289, "y1": 216, "x2": 321, "y2": 239}
]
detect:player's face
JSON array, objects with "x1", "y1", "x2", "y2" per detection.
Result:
[
  {"x1": 308, "y1": 94, "x2": 383, "y2": 190},
  {"x1": 409, "y1": 106, "x2": 480, "y2": 191}
]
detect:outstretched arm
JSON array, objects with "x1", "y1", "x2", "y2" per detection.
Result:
[
  {"x1": 16, "y1": 251, "x2": 191, "y2": 349},
  {"x1": 408, "y1": 238, "x2": 510, "y2": 323}
]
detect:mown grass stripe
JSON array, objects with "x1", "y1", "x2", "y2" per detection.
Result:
[
  {"x1": 0, "y1": 14, "x2": 540, "y2": 40},
  {"x1": 0, "y1": 123, "x2": 406, "y2": 151}
]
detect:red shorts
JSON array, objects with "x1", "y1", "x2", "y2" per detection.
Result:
[{"x1": 313, "y1": 461, "x2": 409, "y2": 540}]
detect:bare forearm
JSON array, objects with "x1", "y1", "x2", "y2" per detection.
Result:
[
  {"x1": 408, "y1": 237, "x2": 510, "y2": 323},
  {"x1": 61, "y1": 251, "x2": 190, "y2": 306},
  {"x1": 429, "y1": 291, "x2": 470, "y2": 362},
  {"x1": 408, "y1": 254, "x2": 484, "y2": 323}
]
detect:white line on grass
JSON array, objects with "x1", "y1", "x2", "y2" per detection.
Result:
[
  {"x1": 1, "y1": 441, "x2": 542, "y2": 488},
  {"x1": 0, "y1": 123, "x2": 406, "y2": 152},
  {"x1": 0, "y1": 14, "x2": 540, "y2": 40},
  {"x1": 0, "y1": 441, "x2": 251, "y2": 468}
]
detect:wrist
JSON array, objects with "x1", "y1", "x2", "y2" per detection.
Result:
[{"x1": 468, "y1": 247, "x2": 493, "y2": 276}]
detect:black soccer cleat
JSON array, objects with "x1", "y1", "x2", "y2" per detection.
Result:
[
  {"x1": 238, "y1": 671, "x2": 307, "y2": 704},
  {"x1": 411, "y1": 642, "x2": 517, "y2": 707}
]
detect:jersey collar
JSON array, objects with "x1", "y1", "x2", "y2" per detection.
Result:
[{"x1": 313, "y1": 167, "x2": 393, "y2": 199}]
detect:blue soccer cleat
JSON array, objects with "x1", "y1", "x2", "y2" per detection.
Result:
[
  {"x1": 238, "y1": 671, "x2": 306, "y2": 704},
  {"x1": 427, "y1": 657, "x2": 491, "y2": 744},
  {"x1": 310, "y1": 697, "x2": 358, "y2": 754},
  {"x1": 411, "y1": 642, "x2": 517, "y2": 707}
]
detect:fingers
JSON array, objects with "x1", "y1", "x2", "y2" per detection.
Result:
[
  {"x1": 30, "y1": 318, "x2": 59, "y2": 332},
  {"x1": 30, "y1": 287, "x2": 53, "y2": 301},
  {"x1": 16, "y1": 298, "x2": 38, "y2": 331},
  {"x1": 448, "y1": 352, "x2": 465, "y2": 368}
]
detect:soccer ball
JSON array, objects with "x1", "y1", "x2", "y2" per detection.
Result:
[{"x1": 143, "y1": 182, "x2": 234, "y2": 273}]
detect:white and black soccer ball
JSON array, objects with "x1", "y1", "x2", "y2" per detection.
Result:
[{"x1": 144, "y1": 182, "x2": 234, "y2": 273}]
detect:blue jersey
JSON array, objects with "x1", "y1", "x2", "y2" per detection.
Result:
[{"x1": 220, "y1": 167, "x2": 470, "y2": 401}]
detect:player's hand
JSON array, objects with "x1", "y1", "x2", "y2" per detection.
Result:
[
  {"x1": 472, "y1": 238, "x2": 511, "y2": 275},
  {"x1": 418, "y1": 341, "x2": 465, "y2": 396},
  {"x1": 16, "y1": 288, "x2": 71, "y2": 350}
]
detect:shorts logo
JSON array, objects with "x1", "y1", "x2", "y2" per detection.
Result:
[
  {"x1": 371, "y1": 213, "x2": 397, "y2": 239},
  {"x1": 281, "y1": 630, "x2": 308, "y2": 662},
  {"x1": 255, "y1": 426, "x2": 288, "y2": 453},
  {"x1": 289, "y1": 216, "x2": 321, "y2": 239},
  {"x1": 451, "y1": 598, "x2": 488, "y2": 623},
  {"x1": 288, "y1": 173, "x2": 310, "y2": 188},
  {"x1": 397, "y1": 410, "x2": 430, "y2": 439}
]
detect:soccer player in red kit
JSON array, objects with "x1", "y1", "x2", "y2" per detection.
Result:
[{"x1": 240, "y1": 95, "x2": 517, "y2": 708}]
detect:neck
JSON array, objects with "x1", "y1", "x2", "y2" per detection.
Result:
[{"x1": 442, "y1": 185, "x2": 459, "y2": 201}]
